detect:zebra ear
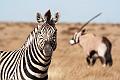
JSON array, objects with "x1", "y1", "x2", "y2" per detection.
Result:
[
  {"x1": 44, "y1": 9, "x2": 51, "y2": 21},
  {"x1": 53, "y1": 12, "x2": 60, "y2": 23},
  {"x1": 36, "y1": 12, "x2": 44, "y2": 23}
]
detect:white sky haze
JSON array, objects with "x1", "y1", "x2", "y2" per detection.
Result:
[{"x1": 0, "y1": 0, "x2": 120, "y2": 23}]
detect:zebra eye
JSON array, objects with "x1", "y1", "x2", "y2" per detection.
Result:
[
  {"x1": 38, "y1": 31, "x2": 41, "y2": 34},
  {"x1": 54, "y1": 31, "x2": 57, "y2": 35}
]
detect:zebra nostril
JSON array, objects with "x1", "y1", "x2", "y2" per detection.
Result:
[{"x1": 43, "y1": 42, "x2": 53, "y2": 57}]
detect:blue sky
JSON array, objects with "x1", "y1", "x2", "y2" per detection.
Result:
[{"x1": 0, "y1": 0, "x2": 120, "y2": 23}]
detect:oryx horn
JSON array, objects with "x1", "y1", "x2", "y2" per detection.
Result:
[{"x1": 79, "y1": 13, "x2": 102, "y2": 31}]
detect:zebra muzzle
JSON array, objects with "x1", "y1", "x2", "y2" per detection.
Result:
[{"x1": 43, "y1": 42, "x2": 53, "y2": 57}]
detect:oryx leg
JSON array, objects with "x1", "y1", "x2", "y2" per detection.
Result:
[
  {"x1": 99, "y1": 56, "x2": 106, "y2": 67},
  {"x1": 105, "y1": 51, "x2": 113, "y2": 67},
  {"x1": 102, "y1": 36, "x2": 112, "y2": 67},
  {"x1": 98, "y1": 43, "x2": 107, "y2": 67},
  {"x1": 91, "y1": 56, "x2": 97, "y2": 66},
  {"x1": 90, "y1": 50, "x2": 97, "y2": 66},
  {"x1": 86, "y1": 56, "x2": 90, "y2": 66}
]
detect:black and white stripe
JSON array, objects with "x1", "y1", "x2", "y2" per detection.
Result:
[{"x1": 0, "y1": 10, "x2": 59, "y2": 80}]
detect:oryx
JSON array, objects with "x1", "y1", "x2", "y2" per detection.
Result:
[{"x1": 69, "y1": 13, "x2": 113, "y2": 67}]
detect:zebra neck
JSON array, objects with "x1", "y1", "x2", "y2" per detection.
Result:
[
  {"x1": 22, "y1": 25, "x2": 40, "y2": 48},
  {"x1": 20, "y1": 39, "x2": 51, "y2": 79},
  {"x1": 29, "y1": 38, "x2": 51, "y2": 64}
]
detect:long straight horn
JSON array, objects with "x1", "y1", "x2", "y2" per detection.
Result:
[{"x1": 79, "y1": 13, "x2": 102, "y2": 31}]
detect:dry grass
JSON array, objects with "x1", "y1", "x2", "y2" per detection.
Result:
[{"x1": 0, "y1": 22, "x2": 120, "y2": 80}]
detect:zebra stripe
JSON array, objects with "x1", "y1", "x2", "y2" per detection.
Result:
[
  {"x1": 22, "y1": 23, "x2": 56, "y2": 49},
  {"x1": 0, "y1": 22, "x2": 57, "y2": 80}
]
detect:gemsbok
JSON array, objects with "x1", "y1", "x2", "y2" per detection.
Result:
[{"x1": 69, "y1": 13, "x2": 113, "y2": 67}]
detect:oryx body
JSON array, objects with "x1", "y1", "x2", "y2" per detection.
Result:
[{"x1": 70, "y1": 30, "x2": 112, "y2": 67}]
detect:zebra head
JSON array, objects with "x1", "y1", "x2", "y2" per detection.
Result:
[
  {"x1": 69, "y1": 29, "x2": 86, "y2": 45},
  {"x1": 36, "y1": 10, "x2": 59, "y2": 57}
]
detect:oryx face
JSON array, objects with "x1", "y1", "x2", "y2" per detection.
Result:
[
  {"x1": 69, "y1": 29, "x2": 86, "y2": 45},
  {"x1": 69, "y1": 32, "x2": 78, "y2": 45}
]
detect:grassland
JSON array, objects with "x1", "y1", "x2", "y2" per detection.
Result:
[{"x1": 0, "y1": 22, "x2": 120, "y2": 80}]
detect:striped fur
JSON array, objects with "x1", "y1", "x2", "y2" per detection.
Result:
[{"x1": 0, "y1": 10, "x2": 59, "y2": 80}]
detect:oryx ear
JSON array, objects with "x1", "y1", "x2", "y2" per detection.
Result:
[
  {"x1": 54, "y1": 12, "x2": 60, "y2": 23},
  {"x1": 44, "y1": 9, "x2": 51, "y2": 21},
  {"x1": 81, "y1": 29, "x2": 86, "y2": 35},
  {"x1": 36, "y1": 12, "x2": 44, "y2": 23}
]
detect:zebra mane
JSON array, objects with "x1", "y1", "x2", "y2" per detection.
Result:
[{"x1": 21, "y1": 25, "x2": 41, "y2": 48}]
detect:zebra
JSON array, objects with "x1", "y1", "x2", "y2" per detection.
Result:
[{"x1": 0, "y1": 9, "x2": 59, "y2": 80}]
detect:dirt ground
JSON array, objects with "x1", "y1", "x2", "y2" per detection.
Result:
[{"x1": 0, "y1": 22, "x2": 120, "y2": 80}]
